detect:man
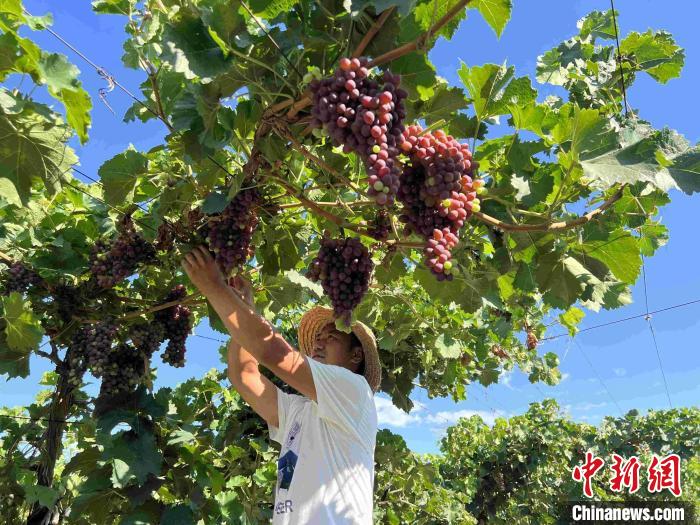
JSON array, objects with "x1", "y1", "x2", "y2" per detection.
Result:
[{"x1": 181, "y1": 246, "x2": 381, "y2": 524}]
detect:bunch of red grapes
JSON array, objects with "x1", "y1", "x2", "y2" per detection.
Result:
[
  {"x1": 308, "y1": 236, "x2": 374, "y2": 323},
  {"x1": 310, "y1": 57, "x2": 408, "y2": 205},
  {"x1": 89, "y1": 217, "x2": 156, "y2": 288},
  {"x1": 398, "y1": 125, "x2": 485, "y2": 280},
  {"x1": 206, "y1": 188, "x2": 260, "y2": 276},
  {"x1": 154, "y1": 285, "x2": 192, "y2": 368}
]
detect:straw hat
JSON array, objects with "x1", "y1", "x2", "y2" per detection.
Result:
[{"x1": 298, "y1": 306, "x2": 382, "y2": 393}]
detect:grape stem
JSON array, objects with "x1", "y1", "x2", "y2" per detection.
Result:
[
  {"x1": 472, "y1": 184, "x2": 626, "y2": 233},
  {"x1": 35, "y1": 346, "x2": 63, "y2": 367},
  {"x1": 272, "y1": 122, "x2": 368, "y2": 196},
  {"x1": 270, "y1": 0, "x2": 473, "y2": 119},
  {"x1": 277, "y1": 200, "x2": 375, "y2": 209},
  {"x1": 351, "y1": 7, "x2": 396, "y2": 58}
]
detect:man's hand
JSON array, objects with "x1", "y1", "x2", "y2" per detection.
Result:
[{"x1": 181, "y1": 246, "x2": 227, "y2": 296}]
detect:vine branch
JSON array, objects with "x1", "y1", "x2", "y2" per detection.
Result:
[
  {"x1": 473, "y1": 185, "x2": 626, "y2": 233},
  {"x1": 351, "y1": 7, "x2": 395, "y2": 58},
  {"x1": 275, "y1": 0, "x2": 472, "y2": 119}
]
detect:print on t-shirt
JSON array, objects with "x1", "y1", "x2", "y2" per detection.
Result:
[{"x1": 276, "y1": 420, "x2": 302, "y2": 494}]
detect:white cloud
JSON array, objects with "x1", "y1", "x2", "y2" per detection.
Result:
[
  {"x1": 500, "y1": 370, "x2": 516, "y2": 390},
  {"x1": 425, "y1": 409, "x2": 505, "y2": 427},
  {"x1": 560, "y1": 372, "x2": 571, "y2": 382},
  {"x1": 613, "y1": 368, "x2": 627, "y2": 377},
  {"x1": 574, "y1": 401, "x2": 608, "y2": 412},
  {"x1": 374, "y1": 396, "x2": 425, "y2": 428}
]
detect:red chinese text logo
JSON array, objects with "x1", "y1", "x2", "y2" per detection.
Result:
[
  {"x1": 572, "y1": 452, "x2": 682, "y2": 497},
  {"x1": 647, "y1": 453, "x2": 682, "y2": 497},
  {"x1": 572, "y1": 451, "x2": 605, "y2": 498}
]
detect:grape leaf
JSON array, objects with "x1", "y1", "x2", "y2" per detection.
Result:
[
  {"x1": 435, "y1": 333, "x2": 462, "y2": 359},
  {"x1": 577, "y1": 10, "x2": 616, "y2": 40},
  {"x1": 0, "y1": 177, "x2": 21, "y2": 207},
  {"x1": 0, "y1": 292, "x2": 43, "y2": 353},
  {"x1": 559, "y1": 306, "x2": 584, "y2": 336},
  {"x1": 91, "y1": 0, "x2": 133, "y2": 15},
  {"x1": 0, "y1": 97, "x2": 78, "y2": 204},
  {"x1": 161, "y1": 17, "x2": 232, "y2": 81},
  {"x1": 100, "y1": 429, "x2": 162, "y2": 488},
  {"x1": 57, "y1": 86, "x2": 92, "y2": 144},
  {"x1": 620, "y1": 30, "x2": 685, "y2": 84},
  {"x1": 412, "y1": 0, "x2": 468, "y2": 41},
  {"x1": 571, "y1": 229, "x2": 641, "y2": 284},
  {"x1": 534, "y1": 253, "x2": 588, "y2": 309},
  {"x1": 581, "y1": 125, "x2": 700, "y2": 195},
  {"x1": 98, "y1": 149, "x2": 148, "y2": 206},
  {"x1": 457, "y1": 62, "x2": 516, "y2": 121},
  {"x1": 20, "y1": 483, "x2": 58, "y2": 508},
  {"x1": 249, "y1": 0, "x2": 300, "y2": 20},
  {"x1": 470, "y1": 0, "x2": 512, "y2": 38}
]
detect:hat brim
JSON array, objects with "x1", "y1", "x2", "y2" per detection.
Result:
[{"x1": 298, "y1": 306, "x2": 382, "y2": 393}]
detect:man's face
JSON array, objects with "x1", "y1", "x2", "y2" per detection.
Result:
[{"x1": 310, "y1": 322, "x2": 362, "y2": 372}]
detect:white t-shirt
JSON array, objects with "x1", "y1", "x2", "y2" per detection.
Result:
[{"x1": 267, "y1": 357, "x2": 377, "y2": 524}]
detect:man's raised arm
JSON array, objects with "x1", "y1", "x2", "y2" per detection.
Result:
[{"x1": 181, "y1": 246, "x2": 317, "y2": 401}]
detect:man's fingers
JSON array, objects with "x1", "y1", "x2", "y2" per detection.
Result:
[
  {"x1": 191, "y1": 248, "x2": 206, "y2": 267},
  {"x1": 198, "y1": 245, "x2": 213, "y2": 261},
  {"x1": 184, "y1": 252, "x2": 199, "y2": 267}
]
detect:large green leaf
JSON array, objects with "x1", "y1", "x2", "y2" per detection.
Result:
[
  {"x1": 620, "y1": 30, "x2": 685, "y2": 84},
  {"x1": 0, "y1": 93, "x2": 78, "y2": 204},
  {"x1": 100, "y1": 429, "x2": 162, "y2": 488},
  {"x1": 581, "y1": 125, "x2": 700, "y2": 195},
  {"x1": 161, "y1": 16, "x2": 232, "y2": 82},
  {"x1": 571, "y1": 229, "x2": 641, "y2": 285},
  {"x1": 534, "y1": 253, "x2": 588, "y2": 309},
  {"x1": 91, "y1": 0, "x2": 133, "y2": 15},
  {"x1": 249, "y1": 0, "x2": 300, "y2": 20},
  {"x1": 470, "y1": 0, "x2": 512, "y2": 38},
  {"x1": 98, "y1": 149, "x2": 148, "y2": 206},
  {"x1": 457, "y1": 63, "x2": 533, "y2": 122},
  {"x1": 0, "y1": 292, "x2": 43, "y2": 353}
]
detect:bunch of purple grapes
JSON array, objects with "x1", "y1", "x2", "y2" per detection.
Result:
[
  {"x1": 98, "y1": 342, "x2": 150, "y2": 397},
  {"x1": 310, "y1": 57, "x2": 408, "y2": 205},
  {"x1": 367, "y1": 209, "x2": 391, "y2": 241},
  {"x1": 0, "y1": 262, "x2": 44, "y2": 295},
  {"x1": 67, "y1": 321, "x2": 118, "y2": 387},
  {"x1": 206, "y1": 188, "x2": 260, "y2": 276},
  {"x1": 129, "y1": 322, "x2": 165, "y2": 358},
  {"x1": 154, "y1": 285, "x2": 192, "y2": 368},
  {"x1": 89, "y1": 221, "x2": 156, "y2": 288},
  {"x1": 308, "y1": 236, "x2": 373, "y2": 321}
]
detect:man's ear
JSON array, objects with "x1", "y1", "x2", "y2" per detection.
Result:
[{"x1": 350, "y1": 346, "x2": 363, "y2": 365}]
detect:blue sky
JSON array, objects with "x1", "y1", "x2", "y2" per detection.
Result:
[{"x1": 2, "y1": 0, "x2": 699, "y2": 455}]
